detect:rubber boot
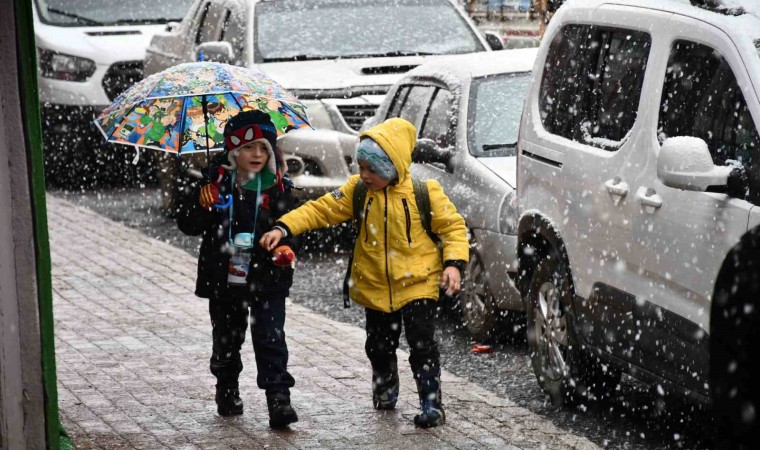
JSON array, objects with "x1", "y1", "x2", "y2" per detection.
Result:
[
  {"x1": 372, "y1": 361, "x2": 400, "y2": 410},
  {"x1": 215, "y1": 385, "x2": 244, "y2": 416},
  {"x1": 413, "y1": 374, "x2": 445, "y2": 428},
  {"x1": 267, "y1": 392, "x2": 298, "y2": 428}
]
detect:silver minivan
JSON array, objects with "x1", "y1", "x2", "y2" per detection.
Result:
[{"x1": 364, "y1": 48, "x2": 538, "y2": 339}]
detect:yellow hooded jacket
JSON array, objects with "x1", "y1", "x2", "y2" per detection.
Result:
[{"x1": 278, "y1": 118, "x2": 469, "y2": 312}]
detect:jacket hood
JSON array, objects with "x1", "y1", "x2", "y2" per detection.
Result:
[{"x1": 359, "y1": 118, "x2": 416, "y2": 183}]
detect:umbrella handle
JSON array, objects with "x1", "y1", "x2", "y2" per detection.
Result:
[{"x1": 213, "y1": 194, "x2": 232, "y2": 209}]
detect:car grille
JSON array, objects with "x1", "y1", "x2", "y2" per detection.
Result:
[
  {"x1": 102, "y1": 61, "x2": 143, "y2": 102},
  {"x1": 336, "y1": 104, "x2": 379, "y2": 131}
]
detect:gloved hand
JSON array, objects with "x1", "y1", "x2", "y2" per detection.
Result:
[
  {"x1": 199, "y1": 183, "x2": 220, "y2": 209},
  {"x1": 272, "y1": 245, "x2": 296, "y2": 268}
]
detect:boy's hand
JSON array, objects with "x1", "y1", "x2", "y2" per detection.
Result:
[
  {"x1": 199, "y1": 184, "x2": 219, "y2": 209},
  {"x1": 441, "y1": 266, "x2": 462, "y2": 296},
  {"x1": 259, "y1": 229, "x2": 283, "y2": 251},
  {"x1": 272, "y1": 245, "x2": 296, "y2": 267}
]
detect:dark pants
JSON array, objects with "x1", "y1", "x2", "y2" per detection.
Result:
[
  {"x1": 364, "y1": 299, "x2": 440, "y2": 379},
  {"x1": 209, "y1": 293, "x2": 295, "y2": 396}
]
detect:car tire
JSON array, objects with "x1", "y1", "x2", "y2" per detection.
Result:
[
  {"x1": 525, "y1": 245, "x2": 621, "y2": 408},
  {"x1": 460, "y1": 238, "x2": 499, "y2": 341}
]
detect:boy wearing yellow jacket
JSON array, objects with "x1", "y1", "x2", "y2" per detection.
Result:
[{"x1": 260, "y1": 117, "x2": 469, "y2": 427}]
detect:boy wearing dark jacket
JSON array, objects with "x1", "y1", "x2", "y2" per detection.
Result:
[{"x1": 177, "y1": 110, "x2": 299, "y2": 428}]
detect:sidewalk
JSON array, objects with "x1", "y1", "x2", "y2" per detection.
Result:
[{"x1": 50, "y1": 195, "x2": 600, "y2": 449}]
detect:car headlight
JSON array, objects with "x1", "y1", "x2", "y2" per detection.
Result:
[
  {"x1": 499, "y1": 190, "x2": 518, "y2": 235},
  {"x1": 37, "y1": 48, "x2": 96, "y2": 82}
]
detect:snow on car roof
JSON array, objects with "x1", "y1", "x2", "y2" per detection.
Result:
[{"x1": 402, "y1": 47, "x2": 538, "y2": 87}]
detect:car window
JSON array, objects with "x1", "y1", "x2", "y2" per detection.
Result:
[
  {"x1": 658, "y1": 40, "x2": 760, "y2": 205},
  {"x1": 397, "y1": 86, "x2": 435, "y2": 129},
  {"x1": 420, "y1": 88, "x2": 455, "y2": 148},
  {"x1": 387, "y1": 86, "x2": 411, "y2": 119},
  {"x1": 254, "y1": 0, "x2": 484, "y2": 62},
  {"x1": 197, "y1": 3, "x2": 226, "y2": 44},
  {"x1": 221, "y1": 10, "x2": 247, "y2": 63},
  {"x1": 539, "y1": 24, "x2": 651, "y2": 151},
  {"x1": 468, "y1": 72, "x2": 531, "y2": 157}
]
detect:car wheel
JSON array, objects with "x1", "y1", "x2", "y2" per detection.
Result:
[
  {"x1": 461, "y1": 238, "x2": 498, "y2": 341},
  {"x1": 525, "y1": 246, "x2": 620, "y2": 407}
]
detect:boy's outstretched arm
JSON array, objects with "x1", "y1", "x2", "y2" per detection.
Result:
[{"x1": 260, "y1": 175, "x2": 360, "y2": 249}]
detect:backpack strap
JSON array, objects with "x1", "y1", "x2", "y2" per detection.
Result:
[
  {"x1": 412, "y1": 177, "x2": 440, "y2": 245},
  {"x1": 343, "y1": 180, "x2": 368, "y2": 308}
]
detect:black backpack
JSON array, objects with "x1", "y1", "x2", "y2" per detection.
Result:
[{"x1": 342, "y1": 177, "x2": 439, "y2": 308}]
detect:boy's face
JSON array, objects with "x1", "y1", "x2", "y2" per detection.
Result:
[
  {"x1": 358, "y1": 160, "x2": 391, "y2": 191},
  {"x1": 234, "y1": 141, "x2": 270, "y2": 174}
]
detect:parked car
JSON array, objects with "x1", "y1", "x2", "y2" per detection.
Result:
[
  {"x1": 34, "y1": 0, "x2": 194, "y2": 186},
  {"x1": 144, "y1": 0, "x2": 505, "y2": 209},
  {"x1": 516, "y1": 0, "x2": 760, "y2": 415},
  {"x1": 362, "y1": 48, "x2": 538, "y2": 339}
]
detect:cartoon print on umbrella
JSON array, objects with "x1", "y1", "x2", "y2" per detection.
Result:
[{"x1": 94, "y1": 62, "x2": 311, "y2": 158}]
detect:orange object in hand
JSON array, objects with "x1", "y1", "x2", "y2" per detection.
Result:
[
  {"x1": 199, "y1": 183, "x2": 219, "y2": 209},
  {"x1": 272, "y1": 245, "x2": 296, "y2": 267}
]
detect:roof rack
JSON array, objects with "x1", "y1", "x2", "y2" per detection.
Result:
[{"x1": 689, "y1": 0, "x2": 746, "y2": 16}]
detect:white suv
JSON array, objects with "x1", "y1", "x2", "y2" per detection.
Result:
[
  {"x1": 34, "y1": 0, "x2": 194, "y2": 185},
  {"x1": 144, "y1": 0, "x2": 500, "y2": 205},
  {"x1": 516, "y1": 0, "x2": 760, "y2": 413}
]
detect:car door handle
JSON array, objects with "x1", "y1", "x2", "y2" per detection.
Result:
[
  {"x1": 636, "y1": 187, "x2": 663, "y2": 209},
  {"x1": 604, "y1": 178, "x2": 629, "y2": 198}
]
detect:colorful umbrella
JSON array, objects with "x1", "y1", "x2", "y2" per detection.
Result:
[{"x1": 93, "y1": 62, "x2": 311, "y2": 160}]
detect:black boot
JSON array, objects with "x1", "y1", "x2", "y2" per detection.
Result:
[
  {"x1": 372, "y1": 362, "x2": 400, "y2": 410},
  {"x1": 267, "y1": 393, "x2": 298, "y2": 428},
  {"x1": 413, "y1": 374, "x2": 445, "y2": 428},
  {"x1": 215, "y1": 385, "x2": 244, "y2": 416}
]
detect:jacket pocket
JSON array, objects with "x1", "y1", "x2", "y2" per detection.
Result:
[
  {"x1": 390, "y1": 250, "x2": 432, "y2": 287},
  {"x1": 402, "y1": 198, "x2": 412, "y2": 248}
]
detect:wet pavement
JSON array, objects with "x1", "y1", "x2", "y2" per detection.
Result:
[
  {"x1": 50, "y1": 194, "x2": 604, "y2": 449},
  {"x1": 53, "y1": 187, "x2": 716, "y2": 449}
]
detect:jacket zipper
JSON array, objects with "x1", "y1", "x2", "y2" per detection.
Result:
[
  {"x1": 363, "y1": 197, "x2": 374, "y2": 242},
  {"x1": 402, "y1": 198, "x2": 412, "y2": 248},
  {"x1": 384, "y1": 188, "x2": 394, "y2": 311}
]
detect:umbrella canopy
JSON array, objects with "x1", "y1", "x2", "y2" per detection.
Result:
[{"x1": 94, "y1": 62, "x2": 311, "y2": 155}]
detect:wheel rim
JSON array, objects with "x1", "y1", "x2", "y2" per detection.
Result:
[
  {"x1": 462, "y1": 245, "x2": 490, "y2": 327},
  {"x1": 533, "y1": 280, "x2": 569, "y2": 381}
]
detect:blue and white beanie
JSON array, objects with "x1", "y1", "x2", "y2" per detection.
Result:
[{"x1": 356, "y1": 137, "x2": 398, "y2": 181}]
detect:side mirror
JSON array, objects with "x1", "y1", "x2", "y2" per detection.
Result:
[
  {"x1": 284, "y1": 154, "x2": 305, "y2": 178},
  {"x1": 657, "y1": 137, "x2": 732, "y2": 191},
  {"x1": 165, "y1": 21, "x2": 180, "y2": 32},
  {"x1": 484, "y1": 32, "x2": 504, "y2": 51},
  {"x1": 196, "y1": 41, "x2": 234, "y2": 63},
  {"x1": 413, "y1": 138, "x2": 452, "y2": 165}
]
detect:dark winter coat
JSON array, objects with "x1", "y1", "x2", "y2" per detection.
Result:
[{"x1": 177, "y1": 162, "x2": 299, "y2": 299}]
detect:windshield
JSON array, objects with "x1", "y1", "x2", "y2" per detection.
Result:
[
  {"x1": 255, "y1": 0, "x2": 485, "y2": 62},
  {"x1": 468, "y1": 72, "x2": 530, "y2": 157},
  {"x1": 34, "y1": 0, "x2": 194, "y2": 26}
]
